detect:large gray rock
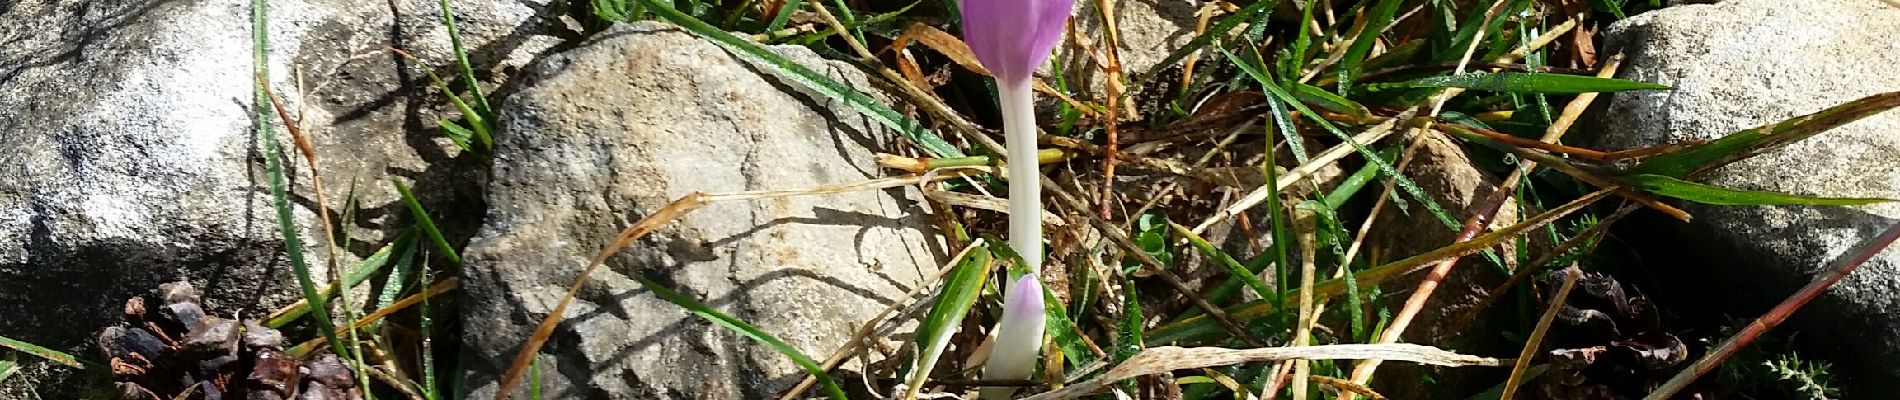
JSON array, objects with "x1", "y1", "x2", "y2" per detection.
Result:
[
  {"x1": 1589, "y1": 0, "x2": 1900, "y2": 394},
  {"x1": 460, "y1": 21, "x2": 941, "y2": 399},
  {"x1": 0, "y1": 0, "x2": 560, "y2": 395}
]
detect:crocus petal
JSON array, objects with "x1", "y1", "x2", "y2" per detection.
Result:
[
  {"x1": 981, "y1": 275, "x2": 1047, "y2": 399},
  {"x1": 957, "y1": 0, "x2": 1074, "y2": 85}
]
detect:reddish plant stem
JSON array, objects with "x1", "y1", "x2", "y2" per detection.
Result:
[{"x1": 1645, "y1": 223, "x2": 1900, "y2": 400}]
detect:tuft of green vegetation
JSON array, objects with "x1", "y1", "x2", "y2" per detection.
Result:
[{"x1": 23, "y1": 0, "x2": 1891, "y2": 398}]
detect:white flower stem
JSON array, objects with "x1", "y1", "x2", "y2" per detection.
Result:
[
  {"x1": 998, "y1": 80, "x2": 1043, "y2": 275},
  {"x1": 984, "y1": 81, "x2": 1046, "y2": 399}
]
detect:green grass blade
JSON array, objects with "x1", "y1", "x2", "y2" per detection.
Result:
[
  {"x1": 265, "y1": 243, "x2": 399, "y2": 328},
  {"x1": 437, "y1": 120, "x2": 476, "y2": 154},
  {"x1": 903, "y1": 245, "x2": 993, "y2": 397},
  {"x1": 1322, "y1": 147, "x2": 1397, "y2": 209},
  {"x1": 375, "y1": 229, "x2": 424, "y2": 310},
  {"x1": 1433, "y1": 0, "x2": 1527, "y2": 64},
  {"x1": 1228, "y1": 45, "x2": 1315, "y2": 166},
  {"x1": 0, "y1": 336, "x2": 80, "y2": 369},
  {"x1": 766, "y1": 0, "x2": 803, "y2": 32},
  {"x1": 1114, "y1": 283, "x2": 1143, "y2": 393},
  {"x1": 1366, "y1": 72, "x2": 1671, "y2": 94},
  {"x1": 255, "y1": 0, "x2": 347, "y2": 359},
  {"x1": 592, "y1": 0, "x2": 644, "y2": 22},
  {"x1": 438, "y1": 0, "x2": 492, "y2": 119},
  {"x1": 825, "y1": 0, "x2": 866, "y2": 45},
  {"x1": 635, "y1": 276, "x2": 848, "y2": 400},
  {"x1": 1282, "y1": 0, "x2": 1318, "y2": 78},
  {"x1": 1223, "y1": 48, "x2": 1464, "y2": 238},
  {"x1": 1335, "y1": 0, "x2": 1404, "y2": 92},
  {"x1": 392, "y1": 180, "x2": 462, "y2": 265},
  {"x1": 1292, "y1": 82, "x2": 1372, "y2": 122},
  {"x1": 389, "y1": 50, "x2": 490, "y2": 155},
  {"x1": 635, "y1": 0, "x2": 963, "y2": 158},
  {"x1": 784, "y1": 2, "x2": 920, "y2": 45},
  {"x1": 529, "y1": 357, "x2": 542, "y2": 400},
  {"x1": 1171, "y1": 223, "x2": 1275, "y2": 303},
  {"x1": 1628, "y1": 91, "x2": 1900, "y2": 178},
  {"x1": 420, "y1": 257, "x2": 440, "y2": 400},
  {"x1": 1620, "y1": 174, "x2": 1894, "y2": 206},
  {"x1": 1147, "y1": 189, "x2": 1605, "y2": 344},
  {"x1": 1041, "y1": 282, "x2": 1095, "y2": 368}
]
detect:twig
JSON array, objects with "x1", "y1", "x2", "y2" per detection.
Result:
[
  {"x1": 287, "y1": 278, "x2": 461, "y2": 358},
  {"x1": 1092, "y1": 0, "x2": 1128, "y2": 220},
  {"x1": 494, "y1": 194, "x2": 709, "y2": 398},
  {"x1": 1292, "y1": 210, "x2": 1320, "y2": 400},
  {"x1": 1308, "y1": 375, "x2": 1386, "y2": 400},
  {"x1": 1502, "y1": 267, "x2": 1581, "y2": 399},
  {"x1": 1021, "y1": 344, "x2": 1504, "y2": 400},
  {"x1": 1645, "y1": 223, "x2": 1900, "y2": 400},
  {"x1": 1190, "y1": 113, "x2": 1412, "y2": 234}
]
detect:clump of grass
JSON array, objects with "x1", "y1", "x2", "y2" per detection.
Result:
[
  {"x1": 15, "y1": 0, "x2": 1899, "y2": 399},
  {"x1": 488, "y1": 0, "x2": 1900, "y2": 398}
]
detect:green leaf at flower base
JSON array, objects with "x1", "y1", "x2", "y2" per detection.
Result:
[
  {"x1": 1366, "y1": 72, "x2": 1670, "y2": 94},
  {"x1": 1042, "y1": 283, "x2": 1096, "y2": 369},
  {"x1": 902, "y1": 245, "x2": 994, "y2": 398},
  {"x1": 1619, "y1": 174, "x2": 1895, "y2": 206},
  {"x1": 0, "y1": 351, "x2": 17, "y2": 383}
]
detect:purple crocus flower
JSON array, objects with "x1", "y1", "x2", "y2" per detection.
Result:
[
  {"x1": 958, "y1": 0, "x2": 1069, "y2": 396},
  {"x1": 957, "y1": 0, "x2": 1073, "y2": 278},
  {"x1": 958, "y1": 0, "x2": 1073, "y2": 87}
]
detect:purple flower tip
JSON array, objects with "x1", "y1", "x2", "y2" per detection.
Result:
[
  {"x1": 1003, "y1": 274, "x2": 1045, "y2": 314},
  {"x1": 983, "y1": 274, "x2": 1047, "y2": 397},
  {"x1": 957, "y1": 0, "x2": 1075, "y2": 86}
]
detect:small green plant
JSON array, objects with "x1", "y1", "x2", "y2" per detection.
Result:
[{"x1": 1767, "y1": 354, "x2": 1839, "y2": 399}]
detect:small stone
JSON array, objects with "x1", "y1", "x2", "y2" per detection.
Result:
[
  {"x1": 242, "y1": 321, "x2": 286, "y2": 350},
  {"x1": 166, "y1": 302, "x2": 207, "y2": 332},
  {"x1": 299, "y1": 354, "x2": 355, "y2": 388},
  {"x1": 246, "y1": 348, "x2": 299, "y2": 400},
  {"x1": 160, "y1": 281, "x2": 200, "y2": 305},
  {"x1": 98, "y1": 326, "x2": 166, "y2": 366},
  {"x1": 297, "y1": 354, "x2": 358, "y2": 400},
  {"x1": 180, "y1": 317, "x2": 239, "y2": 357}
]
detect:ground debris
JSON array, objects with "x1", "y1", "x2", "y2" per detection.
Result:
[
  {"x1": 1538, "y1": 271, "x2": 1688, "y2": 399},
  {"x1": 97, "y1": 281, "x2": 360, "y2": 400}
]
